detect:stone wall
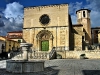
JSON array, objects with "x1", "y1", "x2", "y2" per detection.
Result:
[
  {"x1": 73, "y1": 25, "x2": 83, "y2": 50},
  {"x1": 23, "y1": 4, "x2": 69, "y2": 28},
  {"x1": 56, "y1": 50, "x2": 100, "y2": 59},
  {"x1": 65, "y1": 50, "x2": 100, "y2": 59},
  {"x1": 98, "y1": 32, "x2": 100, "y2": 44}
]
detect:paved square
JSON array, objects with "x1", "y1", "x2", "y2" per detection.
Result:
[{"x1": 1, "y1": 59, "x2": 100, "y2": 75}]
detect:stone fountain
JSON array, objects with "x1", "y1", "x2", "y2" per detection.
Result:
[{"x1": 6, "y1": 43, "x2": 44, "y2": 73}]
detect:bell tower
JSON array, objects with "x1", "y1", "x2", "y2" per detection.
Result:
[{"x1": 76, "y1": 9, "x2": 91, "y2": 44}]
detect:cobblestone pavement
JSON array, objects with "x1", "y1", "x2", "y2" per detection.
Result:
[{"x1": 1, "y1": 59, "x2": 100, "y2": 75}]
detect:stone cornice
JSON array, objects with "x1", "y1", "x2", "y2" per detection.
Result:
[
  {"x1": 24, "y1": 4, "x2": 68, "y2": 11},
  {"x1": 23, "y1": 26, "x2": 68, "y2": 30}
]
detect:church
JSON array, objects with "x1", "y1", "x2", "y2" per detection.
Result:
[{"x1": 23, "y1": 3, "x2": 91, "y2": 52}]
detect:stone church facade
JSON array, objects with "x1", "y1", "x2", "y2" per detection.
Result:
[{"x1": 23, "y1": 4, "x2": 91, "y2": 52}]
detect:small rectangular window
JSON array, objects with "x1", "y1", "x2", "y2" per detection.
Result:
[
  {"x1": 83, "y1": 11, "x2": 85, "y2": 17},
  {"x1": 82, "y1": 36, "x2": 84, "y2": 39}
]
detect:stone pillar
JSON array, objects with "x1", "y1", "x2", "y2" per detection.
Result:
[
  {"x1": 65, "y1": 46, "x2": 69, "y2": 50},
  {"x1": 85, "y1": 46, "x2": 88, "y2": 51},
  {"x1": 37, "y1": 38, "x2": 39, "y2": 51},
  {"x1": 49, "y1": 40, "x2": 52, "y2": 51},
  {"x1": 97, "y1": 46, "x2": 100, "y2": 50},
  {"x1": 20, "y1": 43, "x2": 32, "y2": 61}
]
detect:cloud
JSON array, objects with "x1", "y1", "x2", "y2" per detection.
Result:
[
  {"x1": 86, "y1": 0, "x2": 100, "y2": 11},
  {"x1": 90, "y1": 10, "x2": 100, "y2": 27},
  {"x1": 0, "y1": 19, "x2": 5, "y2": 27},
  {"x1": 69, "y1": 0, "x2": 100, "y2": 27},
  {"x1": 5, "y1": 0, "x2": 11, "y2": 2},
  {"x1": 0, "y1": 0, "x2": 100, "y2": 35},
  {"x1": 0, "y1": 7, "x2": 5, "y2": 11},
  {"x1": 70, "y1": 15, "x2": 77, "y2": 24},
  {"x1": 86, "y1": 0, "x2": 100, "y2": 27},
  {"x1": 0, "y1": 13, "x2": 5, "y2": 27},
  {"x1": 0, "y1": 2, "x2": 23, "y2": 36},
  {"x1": 3, "y1": 2, "x2": 23, "y2": 19},
  {"x1": 69, "y1": 2, "x2": 83, "y2": 14},
  {"x1": 69, "y1": 2, "x2": 83, "y2": 24}
]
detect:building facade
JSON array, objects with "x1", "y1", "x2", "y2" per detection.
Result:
[
  {"x1": 91, "y1": 27, "x2": 100, "y2": 45},
  {"x1": 23, "y1": 4, "x2": 91, "y2": 51},
  {"x1": 76, "y1": 9, "x2": 91, "y2": 44},
  {"x1": 0, "y1": 36, "x2": 20, "y2": 53},
  {"x1": 7, "y1": 31, "x2": 23, "y2": 43}
]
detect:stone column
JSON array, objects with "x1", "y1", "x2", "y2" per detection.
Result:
[
  {"x1": 20, "y1": 43, "x2": 32, "y2": 61},
  {"x1": 49, "y1": 40, "x2": 52, "y2": 51},
  {"x1": 97, "y1": 46, "x2": 100, "y2": 50},
  {"x1": 85, "y1": 46, "x2": 88, "y2": 51}
]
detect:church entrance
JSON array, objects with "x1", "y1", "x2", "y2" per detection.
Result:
[
  {"x1": 36, "y1": 30, "x2": 54, "y2": 51},
  {"x1": 41, "y1": 40, "x2": 49, "y2": 51}
]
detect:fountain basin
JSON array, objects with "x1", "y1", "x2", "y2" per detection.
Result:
[{"x1": 6, "y1": 60, "x2": 44, "y2": 73}]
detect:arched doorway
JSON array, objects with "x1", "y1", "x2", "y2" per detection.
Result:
[{"x1": 36, "y1": 30, "x2": 53, "y2": 51}]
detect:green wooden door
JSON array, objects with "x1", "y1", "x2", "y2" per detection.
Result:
[{"x1": 41, "y1": 40, "x2": 49, "y2": 51}]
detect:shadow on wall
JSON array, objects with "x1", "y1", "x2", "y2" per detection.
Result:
[
  {"x1": 22, "y1": 39, "x2": 27, "y2": 43},
  {"x1": 82, "y1": 70, "x2": 100, "y2": 75}
]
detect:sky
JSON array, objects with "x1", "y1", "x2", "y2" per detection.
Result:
[{"x1": 0, "y1": 0, "x2": 100, "y2": 36}]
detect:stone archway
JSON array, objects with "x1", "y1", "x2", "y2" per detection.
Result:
[{"x1": 36, "y1": 30, "x2": 53, "y2": 51}]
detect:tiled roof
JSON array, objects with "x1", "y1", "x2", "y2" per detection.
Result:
[
  {"x1": 76, "y1": 9, "x2": 91, "y2": 13},
  {"x1": 7, "y1": 31, "x2": 22, "y2": 33},
  {"x1": 91, "y1": 27, "x2": 100, "y2": 29},
  {"x1": 72, "y1": 24, "x2": 83, "y2": 27},
  {"x1": 0, "y1": 36, "x2": 18, "y2": 42}
]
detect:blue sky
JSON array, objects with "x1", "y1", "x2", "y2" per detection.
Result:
[
  {"x1": 0, "y1": 0, "x2": 100, "y2": 36},
  {"x1": 0, "y1": 0, "x2": 86, "y2": 7}
]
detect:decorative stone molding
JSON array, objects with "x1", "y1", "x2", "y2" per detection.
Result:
[{"x1": 24, "y1": 4, "x2": 68, "y2": 11}]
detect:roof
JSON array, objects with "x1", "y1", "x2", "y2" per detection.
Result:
[
  {"x1": 7, "y1": 31, "x2": 22, "y2": 33},
  {"x1": 0, "y1": 36, "x2": 6, "y2": 41},
  {"x1": 0, "y1": 36, "x2": 18, "y2": 42},
  {"x1": 24, "y1": 3, "x2": 68, "y2": 8},
  {"x1": 72, "y1": 24, "x2": 83, "y2": 27},
  {"x1": 76, "y1": 9, "x2": 91, "y2": 13},
  {"x1": 91, "y1": 27, "x2": 100, "y2": 29}
]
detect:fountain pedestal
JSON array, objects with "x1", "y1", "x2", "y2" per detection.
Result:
[
  {"x1": 6, "y1": 43, "x2": 44, "y2": 73},
  {"x1": 6, "y1": 60, "x2": 44, "y2": 73}
]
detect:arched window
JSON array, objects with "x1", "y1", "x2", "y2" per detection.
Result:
[{"x1": 83, "y1": 11, "x2": 85, "y2": 17}]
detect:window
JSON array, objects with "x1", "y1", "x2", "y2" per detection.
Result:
[
  {"x1": 18, "y1": 40, "x2": 21, "y2": 43},
  {"x1": 82, "y1": 36, "x2": 84, "y2": 39},
  {"x1": 83, "y1": 11, "x2": 85, "y2": 17},
  {"x1": 39, "y1": 14, "x2": 50, "y2": 25}
]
